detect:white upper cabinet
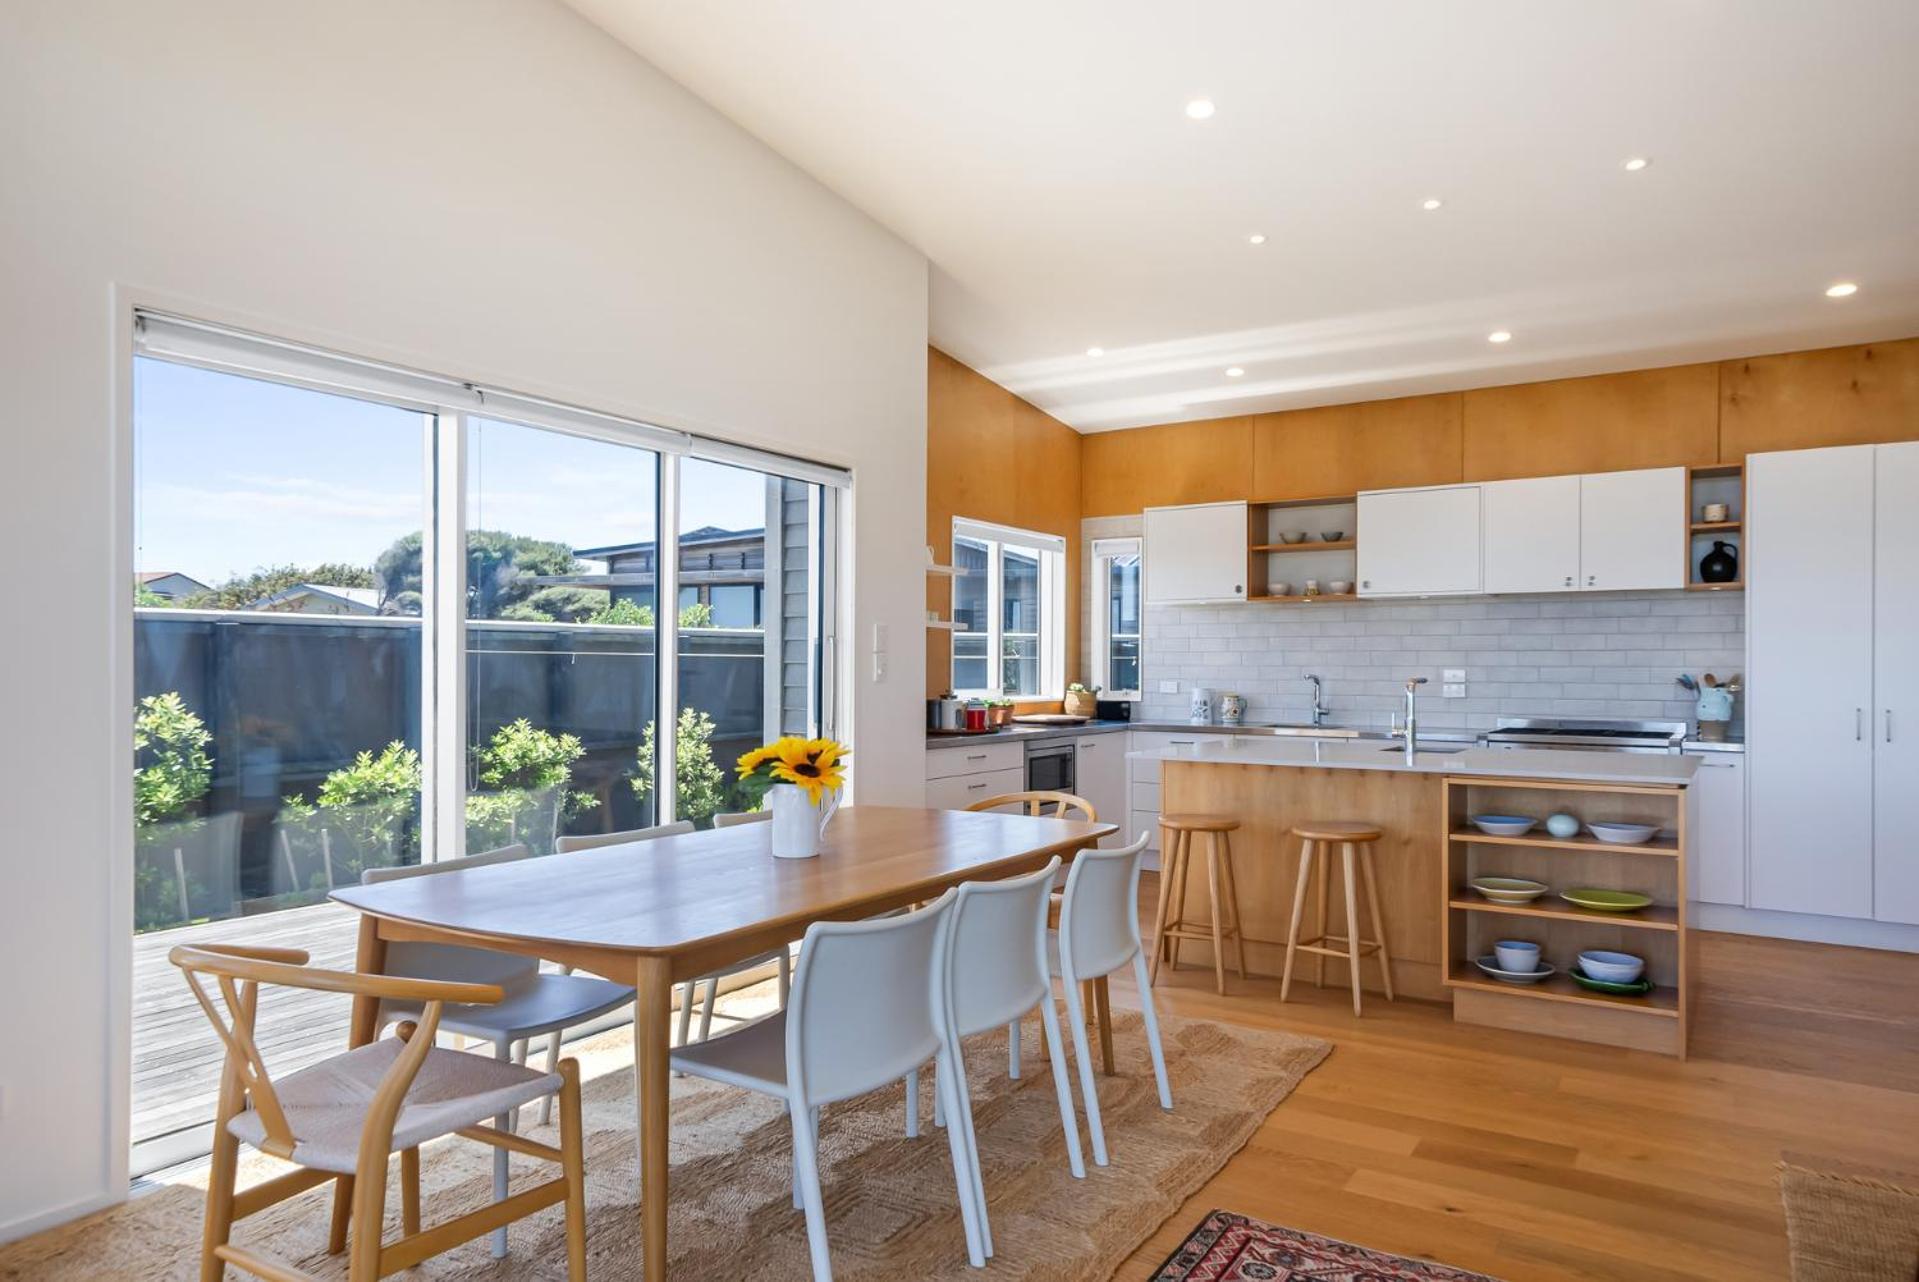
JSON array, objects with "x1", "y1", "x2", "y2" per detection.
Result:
[
  {"x1": 1874, "y1": 442, "x2": 1919, "y2": 925},
  {"x1": 1357, "y1": 484, "x2": 1482, "y2": 597},
  {"x1": 1482, "y1": 476, "x2": 1581, "y2": 594},
  {"x1": 1144, "y1": 501, "x2": 1248, "y2": 604},
  {"x1": 1577, "y1": 467, "x2": 1686, "y2": 591},
  {"x1": 1747, "y1": 446, "x2": 1877, "y2": 919}
]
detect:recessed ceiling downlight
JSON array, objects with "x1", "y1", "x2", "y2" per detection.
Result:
[
  {"x1": 1421, "y1": 198, "x2": 1443, "y2": 211},
  {"x1": 1825, "y1": 282, "x2": 1859, "y2": 298},
  {"x1": 1488, "y1": 331, "x2": 1513, "y2": 344},
  {"x1": 1086, "y1": 346, "x2": 1105, "y2": 358},
  {"x1": 1248, "y1": 233, "x2": 1267, "y2": 245},
  {"x1": 1623, "y1": 156, "x2": 1650, "y2": 172},
  {"x1": 1225, "y1": 367, "x2": 1245, "y2": 378},
  {"x1": 1185, "y1": 98, "x2": 1216, "y2": 120}
]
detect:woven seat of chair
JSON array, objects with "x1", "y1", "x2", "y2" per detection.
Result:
[{"x1": 228, "y1": 1039, "x2": 559, "y2": 1174}]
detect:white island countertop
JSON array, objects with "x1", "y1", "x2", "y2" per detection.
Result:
[{"x1": 1129, "y1": 736, "x2": 1698, "y2": 787}]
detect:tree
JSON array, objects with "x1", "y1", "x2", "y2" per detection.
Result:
[
  {"x1": 374, "y1": 529, "x2": 586, "y2": 620},
  {"x1": 134, "y1": 692, "x2": 211, "y2": 828},
  {"x1": 134, "y1": 579, "x2": 171, "y2": 608},
  {"x1": 589, "y1": 598, "x2": 653, "y2": 626},
  {"x1": 632, "y1": 708, "x2": 729, "y2": 827},
  {"x1": 185, "y1": 563, "x2": 378, "y2": 611}
]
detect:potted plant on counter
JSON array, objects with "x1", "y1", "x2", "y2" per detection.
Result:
[{"x1": 1064, "y1": 682, "x2": 1100, "y2": 718}]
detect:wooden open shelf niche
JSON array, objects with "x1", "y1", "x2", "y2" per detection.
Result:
[
  {"x1": 1441, "y1": 775, "x2": 1693, "y2": 1058},
  {"x1": 1248, "y1": 495, "x2": 1358, "y2": 603}
]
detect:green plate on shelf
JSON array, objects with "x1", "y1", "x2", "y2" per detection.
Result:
[
  {"x1": 1568, "y1": 966, "x2": 1655, "y2": 996},
  {"x1": 1560, "y1": 888, "x2": 1653, "y2": 913}
]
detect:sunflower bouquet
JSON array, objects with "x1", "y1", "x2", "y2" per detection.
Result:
[{"x1": 735, "y1": 736, "x2": 849, "y2": 807}]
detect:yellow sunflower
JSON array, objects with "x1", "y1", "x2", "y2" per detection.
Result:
[
  {"x1": 769, "y1": 737, "x2": 848, "y2": 803},
  {"x1": 736, "y1": 743, "x2": 779, "y2": 776}
]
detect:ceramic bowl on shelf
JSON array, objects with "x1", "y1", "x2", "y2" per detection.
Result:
[
  {"x1": 1321, "y1": 530, "x2": 1346, "y2": 542},
  {"x1": 1470, "y1": 814, "x2": 1536, "y2": 837},
  {"x1": 1474, "y1": 955, "x2": 1555, "y2": 985},
  {"x1": 1568, "y1": 967, "x2": 1654, "y2": 996},
  {"x1": 1267, "y1": 581, "x2": 1293, "y2": 597},
  {"x1": 1560, "y1": 887, "x2": 1654, "y2": 913},
  {"x1": 1586, "y1": 820, "x2": 1659, "y2": 845},
  {"x1": 1468, "y1": 876, "x2": 1549, "y2": 904},
  {"x1": 1494, "y1": 940, "x2": 1540, "y2": 972},
  {"x1": 1328, "y1": 580, "x2": 1353, "y2": 595},
  {"x1": 1576, "y1": 950, "x2": 1645, "y2": 984},
  {"x1": 1280, "y1": 531, "x2": 1308, "y2": 544}
]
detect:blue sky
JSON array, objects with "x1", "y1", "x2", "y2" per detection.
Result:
[{"x1": 134, "y1": 358, "x2": 768, "y2": 586}]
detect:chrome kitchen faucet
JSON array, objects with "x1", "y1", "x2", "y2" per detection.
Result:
[{"x1": 1306, "y1": 674, "x2": 1327, "y2": 727}]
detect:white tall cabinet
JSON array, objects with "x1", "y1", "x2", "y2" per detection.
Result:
[
  {"x1": 1873, "y1": 443, "x2": 1919, "y2": 924},
  {"x1": 1748, "y1": 443, "x2": 1918, "y2": 923}
]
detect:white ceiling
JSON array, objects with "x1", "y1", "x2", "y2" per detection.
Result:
[{"x1": 568, "y1": 1, "x2": 1919, "y2": 431}]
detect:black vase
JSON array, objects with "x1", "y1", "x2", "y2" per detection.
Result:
[{"x1": 1699, "y1": 539, "x2": 1738, "y2": 584}]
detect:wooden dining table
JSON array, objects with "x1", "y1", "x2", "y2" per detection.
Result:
[{"x1": 329, "y1": 803, "x2": 1115, "y2": 1278}]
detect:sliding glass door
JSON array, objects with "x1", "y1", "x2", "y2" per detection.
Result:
[{"x1": 128, "y1": 317, "x2": 843, "y2": 1172}]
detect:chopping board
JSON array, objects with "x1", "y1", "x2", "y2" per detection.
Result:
[{"x1": 1011, "y1": 714, "x2": 1091, "y2": 725}]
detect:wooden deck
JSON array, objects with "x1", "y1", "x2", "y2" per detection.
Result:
[{"x1": 133, "y1": 902, "x2": 363, "y2": 1149}]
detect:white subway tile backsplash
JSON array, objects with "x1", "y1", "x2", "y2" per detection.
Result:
[{"x1": 1125, "y1": 585, "x2": 1741, "y2": 731}]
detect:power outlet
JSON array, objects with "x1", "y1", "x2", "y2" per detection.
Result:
[
  {"x1": 1443, "y1": 683, "x2": 1467, "y2": 699},
  {"x1": 1442, "y1": 668, "x2": 1467, "y2": 683},
  {"x1": 1158, "y1": 679, "x2": 1179, "y2": 694}
]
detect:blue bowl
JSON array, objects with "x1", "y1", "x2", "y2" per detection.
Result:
[
  {"x1": 1471, "y1": 814, "x2": 1536, "y2": 837},
  {"x1": 1577, "y1": 950, "x2": 1644, "y2": 983}
]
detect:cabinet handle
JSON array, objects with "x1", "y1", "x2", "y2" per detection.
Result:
[
  {"x1": 966, "y1": 781, "x2": 988, "y2": 791},
  {"x1": 1587, "y1": 574, "x2": 1597, "y2": 586},
  {"x1": 1856, "y1": 707, "x2": 1865, "y2": 741},
  {"x1": 1170, "y1": 739, "x2": 1194, "y2": 746},
  {"x1": 1564, "y1": 576, "x2": 1573, "y2": 587},
  {"x1": 1234, "y1": 583, "x2": 1243, "y2": 594},
  {"x1": 966, "y1": 753, "x2": 988, "y2": 761},
  {"x1": 1888, "y1": 709, "x2": 1895, "y2": 743},
  {"x1": 1361, "y1": 580, "x2": 1371, "y2": 590}
]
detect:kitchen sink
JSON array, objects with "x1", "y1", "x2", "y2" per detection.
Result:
[
  {"x1": 1244, "y1": 723, "x2": 1388, "y2": 739},
  {"x1": 1379, "y1": 743, "x2": 1474, "y2": 755}
]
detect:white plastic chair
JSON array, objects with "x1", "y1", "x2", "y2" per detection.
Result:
[
  {"x1": 670, "y1": 891, "x2": 986, "y2": 1281},
  {"x1": 1054, "y1": 832, "x2": 1172, "y2": 1166},
  {"x1": 558, "y1": 819, "x2": 793, "y2": 1046},
  {"x1": 920, "y1": 855, "x2": 1085, "y2": 1259},
  {"x1": 362, "y1": 843, "x2": 632, "y2": 1255},
  {"x1": 711, "y1": 809, "x2": 771, "y2": 827}
]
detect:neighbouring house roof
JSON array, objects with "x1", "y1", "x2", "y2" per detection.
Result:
[
  {"x1": 574, "y1": 525, "x2": 764, "y2": 559},
  {"x1": 249, "y1": 583, "x2": 383, "y2": 614},
  {"x1": 138, "y1": 570, "x2": 211, "y2": 594}
]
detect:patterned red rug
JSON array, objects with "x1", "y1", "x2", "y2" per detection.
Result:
[{"x1": 1151, "y1": 1210, "x2": 1503, "y2": 1280}]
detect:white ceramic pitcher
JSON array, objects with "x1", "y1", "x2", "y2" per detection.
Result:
[{"x1": 768, "y1": 782, "x2": 842, "y2": 859}]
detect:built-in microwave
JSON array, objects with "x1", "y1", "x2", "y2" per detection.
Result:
[{"x1": 1025, "y1": 740, "x2": 1076, "y2": 797}]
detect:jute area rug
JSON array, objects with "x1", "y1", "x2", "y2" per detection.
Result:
[{"x1": 2, "y1": 1008, "x2": 1328, "y2": 1280}]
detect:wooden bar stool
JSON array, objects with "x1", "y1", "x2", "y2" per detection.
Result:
[
  {"x1": 1150, "y1": 814, "x2": 1247, "y2": 994},
  {"x1": 1280, "y1": 820, "x2": 1395, "y2": 1016}
]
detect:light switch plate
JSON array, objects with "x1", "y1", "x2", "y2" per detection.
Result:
[
  {"x1": 1443, "y1": 683, "x2": 1466, "y2": 699},
  {"x1": 1442, "y1": 668, "x2": 1467, "y2": 683},
  {"x1": 1158, "y1": 679, "x2": 1179, "y2": 694},
  {"x1": 872, "y1": 622, "x2": 888, "y2": 651}
]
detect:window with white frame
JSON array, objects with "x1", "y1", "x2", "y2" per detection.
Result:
[
  {"x1": 1091, "y1": 537, "x2": 1142, "y2": 698},
  {"x1": 951, "y1": 519, "x2": 1065, "y2": 698}
]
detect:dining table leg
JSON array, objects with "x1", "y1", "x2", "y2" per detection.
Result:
[{"x1": 634, "y1": 953, "x2": 674, "y2": 1279}]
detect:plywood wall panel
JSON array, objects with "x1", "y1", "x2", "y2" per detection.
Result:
[
  {"x1": 1719, "y1": 338, "x2": 1919, "y2": 460},
  {"x1": 1079, "y1": 416, "x2": 1254, "y2": 516},
  {"x1": 1461, "y1": 364, "x2": 1719, "y2": 480},
  {"x1": 1251, "y1": 393, "x2": 1462, "y2": 500},
  {"x1": 926, "y1": 348, "x2": 1083, "y2": 698}
]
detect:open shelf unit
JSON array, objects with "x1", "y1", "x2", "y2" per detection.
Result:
[
  {"x1": 1441, "y1": 775, "x2": 1692, "y2": 1057},
  {"x1": 1247, "y1": 495, "x2": 1358, "y2": 603},
  {"x1": 1685, "y1": 463, "x2": 1744, "y2": 592}
]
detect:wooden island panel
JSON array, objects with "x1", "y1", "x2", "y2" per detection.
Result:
[{"x1": 1160, "y1": 760, "x2": 1448, "y2": 1000}]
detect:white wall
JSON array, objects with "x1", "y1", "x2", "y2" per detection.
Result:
[{"x1": 0, "y1": 0, "x2": 926, "y2": 1238}]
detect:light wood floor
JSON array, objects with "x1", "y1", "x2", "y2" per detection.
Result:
[{"x1": 1109, "y1": 873, "x2": 1919, "y2": 1281}]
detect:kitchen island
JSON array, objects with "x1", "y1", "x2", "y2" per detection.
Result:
[{"x1": 1134, "y1": 737, "x2": 1698, "y2": 1055}]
